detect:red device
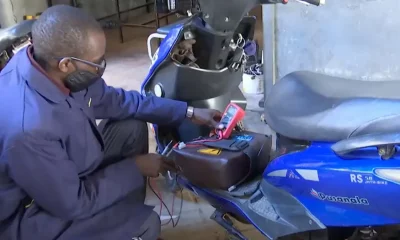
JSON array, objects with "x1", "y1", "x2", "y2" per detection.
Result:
[{"x1": 219, "y1": 103, "x2": 246, "y2": 139}]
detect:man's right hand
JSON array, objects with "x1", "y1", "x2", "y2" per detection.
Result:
[{"x1": 135, "y1": 153, "x2": 179, "y2": 177}]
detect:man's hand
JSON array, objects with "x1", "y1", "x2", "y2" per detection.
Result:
[
  {"x1": 190, "y1": 108, "x2": 223, "y2": 128},
  {"x1": 135, "y1": 153, "x2": 179, "y2": 177}
]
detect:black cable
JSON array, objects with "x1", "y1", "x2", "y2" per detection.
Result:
[{"x1": 147, "y1": 175, "x2": 184, "y2": 228}]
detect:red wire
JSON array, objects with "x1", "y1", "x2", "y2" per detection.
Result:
[
  {"x1": 151, "y1": 176, "x2": 177, "y2": 225},
  {"x1": 157, "y1": 129, "x2": 224, "y2": 224}
]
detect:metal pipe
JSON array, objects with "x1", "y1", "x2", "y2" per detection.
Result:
[
  {"x1": 115, "y1": 0, "x2": 124, "y2": 43},
  {"x1": 97, "y1": 2, "x2": 155, "y2": 21},
  {"x1": 261, "y1": 4, "x2": 276, "y2": 108},
  {"x1": 121, "y1": 23, "x2": 155, "y2": 29}
]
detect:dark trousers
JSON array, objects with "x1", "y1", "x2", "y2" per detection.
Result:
[{"x1": 98, "y1": 118, "x2": 161, "y2": 240}]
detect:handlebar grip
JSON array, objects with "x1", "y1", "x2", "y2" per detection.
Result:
[{"x1": 300, "y1": 0, "x2": 325, "y2": 6}]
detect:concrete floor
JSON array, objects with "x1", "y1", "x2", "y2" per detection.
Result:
[{"x1": 101, "y1": 8, "x2": 271, "y2": 240}]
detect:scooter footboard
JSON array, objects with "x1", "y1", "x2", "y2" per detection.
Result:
[{"x1": 179, "y1": 177, "x2": 326, "y2": 240}]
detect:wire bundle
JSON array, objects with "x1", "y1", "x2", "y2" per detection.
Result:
[{"x1": 244, "y1": 63, "x2": 263, "y2": 76}]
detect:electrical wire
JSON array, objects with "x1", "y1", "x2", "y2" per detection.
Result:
[
  {"x1": 182, "y1": 130, "x2": 223, "y2": 147},
  {"x1": 148, "y1": 175, "x2": 184, "y2": 228},
  {"x1": 244, "y1": 63, "x2": 263, "y2": 76},
  {"x1": 150, "y1": 129, "x2": 226, "y2": 226}
]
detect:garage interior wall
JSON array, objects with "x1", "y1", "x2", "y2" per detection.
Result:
[
  {"x1": 263, "y1": 0, "x2": 400, "y2": 89},
  {"x1": 0, "y1": 0, "x2": 147, "y2": 28}
]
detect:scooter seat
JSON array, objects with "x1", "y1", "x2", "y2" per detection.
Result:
[
  {"x1": 0, "y1": 20, "x2": 35, "y2": 53},
  {"x1": 264, "y1": 71, "x2": 400, "y2": 142}
]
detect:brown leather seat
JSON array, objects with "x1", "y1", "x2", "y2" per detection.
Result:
[{"x1": 173, "y1": 132, "x2": 271, "y2": 190}]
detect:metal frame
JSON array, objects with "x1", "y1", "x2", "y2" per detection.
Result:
[
  {"x1": 147, "y1": 33, "x2": 167, "y2": 61},
  {"x1": 106, "y1": 0, "x2": 175, "y2": 43},
  {"x1": 47, "y1": 0, "x2": 175, "y2": 43},
  {"x1": 261, "y1": 4, "x2": 276, "y2": 108}
]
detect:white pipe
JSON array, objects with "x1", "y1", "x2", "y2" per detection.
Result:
[{"x1": 147, "y1": 33, "x2": 167, "y2": 61}]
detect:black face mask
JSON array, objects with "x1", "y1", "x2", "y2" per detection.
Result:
[
  {"x1": 64, "y1": 70, "x2": 101, "y2": 92},
  {"x1": 61, "y1": 57, "x2": 106, "y2": 92}
]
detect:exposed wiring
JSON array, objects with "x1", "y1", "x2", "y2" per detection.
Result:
[
  {"x1": 151, "y1": 178, "x2": 163, "y2": 217},
  {"x1": 182, "y1": 130, "x2": 223, "y2": 147},
  {"x1": 236, "y1": 34, "x2": 245, "y2": 49},
  {"x1": 148, "y1": 176, "x2": 183, "y2": 228},
  {"x1": 244, "y1": 63, "x2": 263, "y2": 76},
  {"x1": 150, "y1": 129, "x2": 226, "y2": 226}
]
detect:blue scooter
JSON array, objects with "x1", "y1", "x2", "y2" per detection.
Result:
[
  {"x1": 142, "y1": 0, "x2": 400, "y2": 239},
  {"x1": 0, "y1": 20, "x2": 35, "y2": 71}
]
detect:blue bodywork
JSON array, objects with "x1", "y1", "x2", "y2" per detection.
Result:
[
  {"x1": 141, "y1": 20, "x2": 400, "y2": 238},
  {"x1": 140, "y1": 21, "x2": 185, "y2": 151},
  {"x1": 265, "y1": 142, "x2": 400, "y2": 226}
]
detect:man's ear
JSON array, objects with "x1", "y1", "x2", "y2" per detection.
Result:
[{"x1": 58, "y1": 58, "x2": 72, "y2": 73}]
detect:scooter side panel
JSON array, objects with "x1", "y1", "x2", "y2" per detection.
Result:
[
  {"x1": 264, "y1": 142, "x2": 400, "y2": 226},
  {"x1": 178, "y1": 177, "x2": 325, "y2": 240}
]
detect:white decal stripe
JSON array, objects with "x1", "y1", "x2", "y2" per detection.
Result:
[
  {"x1": 296, "y1": 169, "x2": 319, "y2": 182},
  {"x1": 267, "y1": 169, "x2": 287, "y2": 177}
]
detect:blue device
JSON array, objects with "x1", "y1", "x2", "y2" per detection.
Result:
[{"x1": 140, "y1": 2, "x2": 400, "y2": 239}]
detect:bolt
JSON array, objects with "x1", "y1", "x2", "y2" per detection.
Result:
[{"x1": 379, "y1": 148, "x2": 385, "y2": 155}]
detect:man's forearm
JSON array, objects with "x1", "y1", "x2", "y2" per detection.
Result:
[{"x1": 91, "y1": 80, "x2": 188, "y2": 125}]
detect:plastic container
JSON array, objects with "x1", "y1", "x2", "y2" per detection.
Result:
[{"x1": 242, "y1": 73, "x2": 264, "y2": 94}]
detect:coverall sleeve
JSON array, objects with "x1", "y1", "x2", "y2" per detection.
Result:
[
  {"x1": 6, "y1": 131, "x2": 143, "y2": 220},
  {"x1": 89, "y1": 79, "x2": 188, "y2": 125}
]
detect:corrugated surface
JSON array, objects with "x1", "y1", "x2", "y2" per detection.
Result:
[
  {"x1": 0, "y1": 0, "x2": 47, "y2": 27},
  {"x1": 274, "y1": 0, "x2": 400, "y2": 81}
]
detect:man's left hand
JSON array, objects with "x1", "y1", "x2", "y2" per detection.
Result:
[{"x1": 191, "y1": 108, "x2": 223, "y2": 128}]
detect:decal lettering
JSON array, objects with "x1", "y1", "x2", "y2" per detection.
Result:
[
  {"x1": 310, "y1": 189, "x2": 369, "y2": 205},
  {"x1": 234, "y1": 134, "x2": 253, "y2": 142},
  {"x1": 350, "y1": 173, "x2": 387, "y2": 185},
  {"x1": 350, "y1": 174, "x2": 363, "y2": 183}
]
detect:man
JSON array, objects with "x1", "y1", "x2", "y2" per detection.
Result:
[{"x1": 0, "y1": 5, "x2": 222, "y2": 240}]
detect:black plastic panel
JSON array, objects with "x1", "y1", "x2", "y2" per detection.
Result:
[
  {"x1": 234, "y1": 16, "x2": 257, "y2": 41},
  {"x1": 145, "y1": 62, "x2": 242, "y2": 102},
  {"x1": 191, "y1": 25, "x2": 232, "y2": 70},
  {"x1": 271, "y1": 133, "x2": 310, "y2": 160},
  {"x1": 197, "y1": 0, "x2": 258, "y2": 32},
  {"x1": 202, "y1": 179, "x2": 325, "y2": 240}
]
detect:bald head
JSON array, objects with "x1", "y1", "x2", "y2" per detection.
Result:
[{"x1": 32, "y1": 5, "x2": 104, "y2": 63}]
